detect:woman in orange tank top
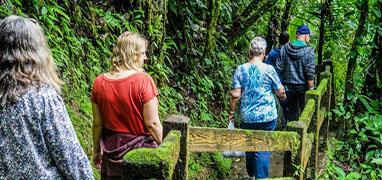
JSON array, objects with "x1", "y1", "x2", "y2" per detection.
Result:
[{"x1": 91, "y1": 31, "x2": 163, "y2": 178}]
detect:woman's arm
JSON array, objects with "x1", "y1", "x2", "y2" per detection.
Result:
[
  {"x1": 143, "y1": 97, "x2": 163, "y2": 145},
  {"x1": 42, "y1": 90, "x2": 93, "y2": 179},
  {"x1": 228, "y1": 88, "x2": 241, "y2": 121},
  {"x1": 268, "y1": 66, "x2": 287, "y2": 101},
  {"x1": 275, "y1": 85, "x2": 287, "y2": 101},
  {"x1": 92, "y1": 102, "x2": 103, "y2": 170}
]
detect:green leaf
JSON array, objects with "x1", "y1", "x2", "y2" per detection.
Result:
[
  {"x1": 345, "y1": 112, "x2": 352, "y2": 119},
  {"x1": 334, "y1": 166, "x2": 346, "y2": 177},
  {"x1": 41, "y1": 6, "x2": 47, "y2": 16},
  {"x1": 374, "y1": 8, "x2": 381, "y2": 18},
  {"x1": 371, "y1": 158, "x2": 382, "y2": 165},
  {"x1": 53, "y1": 7, "x2": 70, "y2": 20},
  {"x1": 365, "y1": 150, "x2": 375, "y2": 161},
  {"x1": 356, "y1": 46, "x2": 364, "y2": 55},
  {"x1": 357, "y1": 95, "x2": 374, "y2": 112},
  {"x1": 346, "y1": 172, "x2": 361, "y2": 179}
]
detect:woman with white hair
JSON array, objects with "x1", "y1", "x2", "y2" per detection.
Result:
[
  {"x1": 228, "y1": 36, "x2": 286, "y2": 179},
  {"x1": 0, "y1": 15, "x2": 93, "y2": 179}
]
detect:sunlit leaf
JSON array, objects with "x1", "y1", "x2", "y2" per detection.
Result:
[{"x1": 371, "y1": 158, "x2": 382, "y2": 165}]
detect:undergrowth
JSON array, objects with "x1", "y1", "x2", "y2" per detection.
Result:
[
  {"x1": 189, "y1": 153, "x2": 232, "y2": 179},
  {"x1": 0, "y1": 0, "x2": 234, "y2": 178},
  {"x1": 321, "y1": 97, "x2": 382, "y2": 179}
]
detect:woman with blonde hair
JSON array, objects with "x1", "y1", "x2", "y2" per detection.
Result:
[
  {"x1": 0, "y1": 15, "x2": 93, "y2": 179},
  {"x1": 92, "y1": 31, "x2": 163, "y2": 178}
]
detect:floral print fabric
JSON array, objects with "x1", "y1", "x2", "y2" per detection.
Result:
[
  {"x1": 0, "y1": 85, "x2": 93, "y2": 179},
  {"x1": 232, "y1": 62, "x2": 282, "y2": 123}
]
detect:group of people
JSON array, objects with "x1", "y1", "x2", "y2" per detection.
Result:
[
  {"x1": 229, "y1": 24, "x2": 315, "y2": 179},
  {"x1": 0, "y1": 14, "x2": 314, "y2": 179},
  {"x1": 0, "y1": 15, "x2": 163, "y2": 179}
]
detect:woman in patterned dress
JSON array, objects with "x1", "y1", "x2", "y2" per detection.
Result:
[
  {"x1": 228, "y1": 36, "x2": 286, "y2": 179},
  {"x1": 0, "y1": 15, "x2": 93, "y2": 179}
]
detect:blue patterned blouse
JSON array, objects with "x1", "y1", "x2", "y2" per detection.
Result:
[
  {"x1": 232, "y1": 62, "x2": 283, "y2": 123},
  {"x1": 0, "y1": 85, "x2": 93, "y2": 179}
]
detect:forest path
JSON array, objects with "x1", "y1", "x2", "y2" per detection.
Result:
[{"x1": 229, "y1": 151, "x2": 327, "y2": 179}]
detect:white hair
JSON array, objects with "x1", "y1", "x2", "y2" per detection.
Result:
[{"x1": 249, "y1": 36, "x2": 267, "y2": 57}]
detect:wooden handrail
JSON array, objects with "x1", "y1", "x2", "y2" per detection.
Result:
[
  {"x1": 297, "y1": 99, "x2": 316, "y2": 133},
  {"x1": 121, "y1": 64, "x2": 333, "y2": 180},
  {"x1": 189, "y1": 127, "x2": 300, "y2": 153}
]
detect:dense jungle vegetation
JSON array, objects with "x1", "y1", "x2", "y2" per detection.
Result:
[{"x1": 0, "y1": 0, "x2": 381, "y2": 179}]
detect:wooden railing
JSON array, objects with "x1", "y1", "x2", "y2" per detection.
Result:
[{"x1": 121, "y1": 64, "x2": 333, "y2": 180}]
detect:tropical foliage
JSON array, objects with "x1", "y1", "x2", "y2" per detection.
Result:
[{"x1": 1, "y1": 0, "x2": 381, "y2": 179}]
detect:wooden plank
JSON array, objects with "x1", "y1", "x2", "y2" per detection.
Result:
[
  {"x1": 188, "y1": 127, "x2": 300, "y2": 152},
  {"x1": 317, "y1": 107, "x2": 327, "y2": 131},
  {"x1": 308, "y1": 107, "x2": 327, "y2": 179},
  {"x1": 292, "y1": 133, "x2": 313, "y2": 180},
  {"x1": 302, "y1": 133, "x2": 314, "y2": 170},
  {"x1": 284, "y1": 121, "x2": 306, "y2": 177},
  {"x1": 316, "y1": 78, "x2": 328, "y2": 97},
  {"x1": 163, "y1": 115, "x2": 190, "y2": 180},
  {"x1": 298, "y1": 99, "x2": 316, "y2": 132}
]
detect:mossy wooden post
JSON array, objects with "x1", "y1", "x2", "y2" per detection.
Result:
[
  {"x1": 283, "y1": 150, "x2": 292, "y2": 176},
  {"x1": 306, "y1": 91, "x2": 319, "y2": 179},
  {"x1": 306, "y1": 78, "x2": 328, "y2": 178},
  {"x1": 320, "y1": 66, "x2": 332, "y2": 149},
  {"x1": 122, "y1": 130, "x2": 181, "y2": 179},
  {"x1": 322, "y1": 60, "x2": 336, "y2": 127},
  {"x1": 163, "y1": 115, "x2": 190, "y2": 180},
  {"x1": 284, "y1": 121, "x2": 306, "y2": 179},
  {"x1": 284, "y1": 99, "x2": 315, "y2": 179}
]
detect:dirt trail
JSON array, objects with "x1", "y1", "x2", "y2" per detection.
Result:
[
  {"x1": 229, "y1": 152, "x2": 327, "y2": 179},
  {"x1": 229, "y1": 152, "x2": 284, "y2": 179}
]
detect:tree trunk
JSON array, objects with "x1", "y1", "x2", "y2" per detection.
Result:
[
  {"x1": 228, "y1": 0, "x2": 278, "y2": 47},
  {"x1": 362, "y1": 1, "x2": 382, "y2": 101},
  {"x1": 344, "y1": 0, "x2": 369, "y2": 106},
  {"x1": 146, "y1": 0, "x2": 165, "y2": 47},
  {"x1": 342, "y1": 0, "x2": 369, "y2": 134},
  {"x1": 265, "y1": 8, "x2": 280, "y2": 54},
  {"x1": 281, "y1": 0, "x2": 293, "y2": 31},
  {"x1": 317, "y1": 0, "x2": 331, "y2": 65},
  {"x1": 158, "y1": 0, "x2": 169, "y2": 65},
  {"x1": 229, "y1": 0, "x2": 263, "y2": 39},
  {"x1": 203, "y1": 0, "x2": 221, "y2": 58}
]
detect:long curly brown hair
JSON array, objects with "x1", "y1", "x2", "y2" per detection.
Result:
[{"x1": 0, "y1": 15, "x2": 63, "y2": 108}]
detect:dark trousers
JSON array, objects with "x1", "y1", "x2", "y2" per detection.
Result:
[
  {"x1": 240, "y1": 120, "x2": 277, "y2": 178},
  {"x1": 285, "y1": 85, "x2": 307, "y2": 122},
  {"x1": 275, "y1": 97, "x2": 288, "y2": 129}
]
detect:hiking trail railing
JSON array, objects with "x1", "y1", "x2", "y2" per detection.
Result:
[{"x1": 120, "y1": 62, "x2": 334, "y2": 180}]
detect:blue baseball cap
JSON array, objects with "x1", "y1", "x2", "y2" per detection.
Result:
[{"x1": 296, "y1": 24, "x2": 310, "y2": 35}]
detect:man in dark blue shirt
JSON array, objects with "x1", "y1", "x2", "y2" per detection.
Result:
[
  {"x1": 265, "y1": 31, "x2": 289, "y2": 129},
  {"x1": 265, "y1": 31, "x2": 290, "y2": 69}
]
